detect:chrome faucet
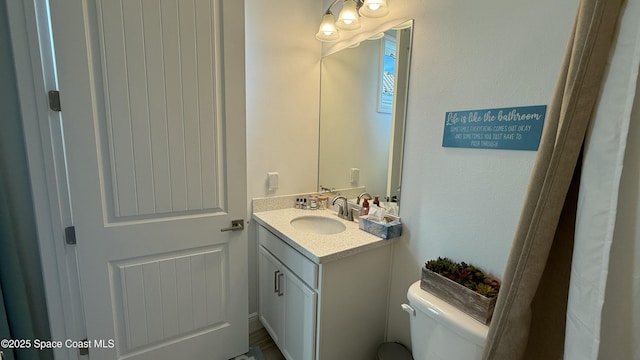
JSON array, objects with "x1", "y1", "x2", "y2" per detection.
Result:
[
  {"x1": 356, "y1": 192, "x2": 372, "y2": 204},
  {"x1": 331, "y1": 196, "x2": 353, "y2": 221}
]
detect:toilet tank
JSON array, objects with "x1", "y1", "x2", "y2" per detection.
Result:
[{"x1": 404, "y1": 281, "x2": 489, "y2": 360}]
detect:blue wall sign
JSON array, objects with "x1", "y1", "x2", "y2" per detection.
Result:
[{"x1": 442, "y1": 105, "x2": 547, "y2": 151}]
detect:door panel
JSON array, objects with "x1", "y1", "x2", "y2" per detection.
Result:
[
  {"x1": 97, "y1": 0, "x2": 224, "y2": 218},
  {"x1": 112, "y1": 246, "x2": 227, "y2": 352},
  {"x1": 48, "y1": 0, "x2": 247, "y2": 358}
]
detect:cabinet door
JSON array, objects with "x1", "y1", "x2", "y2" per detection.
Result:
[
  {"x1": 259, "y1": 246, "x2": 283, "y2": 343},
  {"x1": 282, "y1": 270, "x2": 317, "y2": 360}
]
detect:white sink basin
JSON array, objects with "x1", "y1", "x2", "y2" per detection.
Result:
[{"x1": 290, "y1": 215, "x2": 346, "y2": 235}]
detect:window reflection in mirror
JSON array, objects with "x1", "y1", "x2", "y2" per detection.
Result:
[{"x1": 318, "y1": 20, "x2": 413, "y2": 213}]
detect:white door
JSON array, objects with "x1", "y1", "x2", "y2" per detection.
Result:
[{"x1": 48, "y1": 0, "x2": 247, "y2": 359}]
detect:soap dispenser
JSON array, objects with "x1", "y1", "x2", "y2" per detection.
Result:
[{"x1": 360, "y1": 198, "x2": 370, "y2": 216}]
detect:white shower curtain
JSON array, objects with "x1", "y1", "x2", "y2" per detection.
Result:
[{"x1": 565, "y1": 0, "x2": 640, "y2": 358}]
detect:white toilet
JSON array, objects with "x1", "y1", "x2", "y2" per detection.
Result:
[{"x1": 402, "y1": 280, "x2": 489, "y2": 360}]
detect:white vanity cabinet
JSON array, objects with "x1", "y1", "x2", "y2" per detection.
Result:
[{"x1": 257, "y1": 224, "x2": 392, "y2": 360}]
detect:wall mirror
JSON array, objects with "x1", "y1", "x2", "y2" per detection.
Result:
[{"x1": 318, "y1": 20, "x2": 413, "y2": 214}]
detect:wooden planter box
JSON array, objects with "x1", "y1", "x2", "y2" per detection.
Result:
[{"x1": 420, "y1": 267, "x2": 496, "y2": 324}]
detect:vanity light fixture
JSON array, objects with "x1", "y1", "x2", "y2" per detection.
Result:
[
  {"x1": 360, "y1": 0, "x2": 389, "y2": 18},
  {"x1": 316, "y1": 12, "x2": 340, "y2": 41},
  {"x1": 337, "y1": 0, "x2": 361, "y2": 30},
  {"x1": 315, "y1": 0, "x2": 390, "y2": 42}
]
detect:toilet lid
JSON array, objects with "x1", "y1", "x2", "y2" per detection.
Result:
[{"x1": 377, "y1": 342, "x2": 413, "y2": 360}]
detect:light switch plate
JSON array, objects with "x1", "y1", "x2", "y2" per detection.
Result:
[
  {"x1": 350, "y1": 168, "x2": 360, "y2": 185},
  {"x1": 267, "y1": 172, "x2": 279, "y2": 191}
]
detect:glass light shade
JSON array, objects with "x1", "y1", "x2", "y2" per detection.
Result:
[
  {"x1": 359, "y1": 0, "x2": 389, "y2": 18},
  {"x1": 316, "y1": 13, "x2": 340, "y2": 41},
  {"x1": 336, "y1": 0, "x2": 361, "y2": 30}
]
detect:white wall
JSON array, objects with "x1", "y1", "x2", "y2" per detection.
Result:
[
  {"x1": 375, "y1": 0, "x2": 580, "y2": 345},
  {"x1": 246, "y1": 0, "x2": 321, "y2": 199},
  {"x1": 245, "y1": 0, "x2": 322, "y2": 314}
]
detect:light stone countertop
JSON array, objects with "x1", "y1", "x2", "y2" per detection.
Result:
[{"x1": 252, "y1": 208, "x2": 393, "y2": 264}]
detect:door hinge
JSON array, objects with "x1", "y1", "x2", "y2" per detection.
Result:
[
  {"x1": 48, "y1": 90, "x2": 61, "y2": 111},
  {"x1": 64, "y1": 226, "x2": 77, "y2": 245}
]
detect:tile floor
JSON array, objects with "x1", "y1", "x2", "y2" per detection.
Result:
[{"x1": 249, "y1": 327, "x2": 285, "y2": 360}]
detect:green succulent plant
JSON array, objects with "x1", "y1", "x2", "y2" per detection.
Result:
[
  {"x1": 476, "y1": 283, "x2": 498, "y2": 297},
  {"x1": 425, "y1": 257, "x2": 501, "y2": 298}
]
